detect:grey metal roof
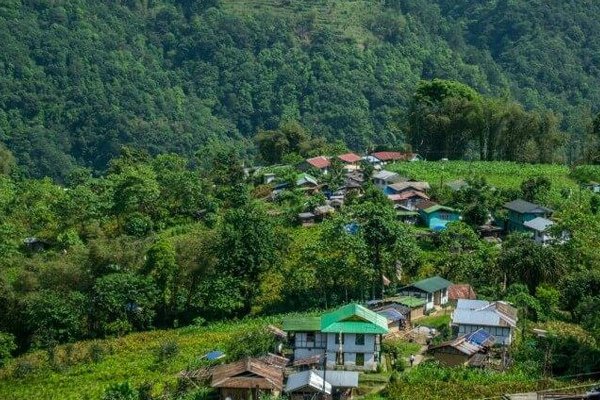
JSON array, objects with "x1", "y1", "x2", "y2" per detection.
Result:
[
  {"x1": 313, "y1": 370, "x2": 359, "y2": 388},
  {"x1": 372, "y1": 170, "x2": 401, "y2": 182},
  {"x1": 285, "y1": 371, "x2": 331, "y2": 394},
  {"x1": 504, "y1": 199, "x2": 552, "y2": 214},
  {"x1": 456, "y1": 299, "x2": 490, "y2": 310},
  {"x1": 453, "y1": 301, "x2": 518, "y2": 328},
  {"x1": 523, "y1": 217, "x2": 554, "y2": 232}
]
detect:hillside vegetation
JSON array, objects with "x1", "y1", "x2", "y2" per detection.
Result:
[{"x1": 1, "y1": 0, "x2": 600, "y2": 179}]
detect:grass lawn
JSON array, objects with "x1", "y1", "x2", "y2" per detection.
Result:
[
  {"x1": 0, "y1": 318, "x2": 279, "y2": 400},
  {"x1": 416, "y1": 314, "x2": 452, "y2": 330}
]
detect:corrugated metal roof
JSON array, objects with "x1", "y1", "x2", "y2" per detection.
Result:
[
  {"x1": 305, "y1": 156, "x2": 331, "y2": 169},
  {"x1": 448, "y1": 284, "x2": 477, "y2": 301},
  {"x1": 523, "y1": 217, "x2": 554, "y2": 232},
  {"x1": 377, "y1": 308, "x2": 406, "y2": 322},
  {"x1": 395, "y1": 296, "x2": 427, "y2": 308},
  {"x1": 321, "y1": 304, "x2": 388, "y2": 334},
  {"x1": 457, "y1": 299, "x2": 490, "y2": 310},
  {"x1": 504, "y1": 199, "x2": 552, "y2": 214},
  {"x1": 283, "y1": 316, "x2": 321, "y2": 331},
  {"x1": 402, "y1": 276, "x2": 452, "y2": 293},
  {"x1": 338, "y1": 153, "x2": 361, "y2": 163},
  {"x1": 285, "y1": 370, "x2": 331, "y2": 394},
  {"x1": 313, "y1": 370, "x2": 359, "y2": 388},
  {"x1": 372, "y1": 170, "x2": 401, "y2": 181}
]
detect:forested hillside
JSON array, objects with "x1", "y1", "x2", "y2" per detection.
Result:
[{"x1": 1, "y1": 0, "x2": 600, "y2": 179}]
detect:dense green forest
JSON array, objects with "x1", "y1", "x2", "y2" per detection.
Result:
[
  {"x1": 1, "y1": 151, "x2": 600, "y2": 399},
  {"x1": 1, "y1": 0, "x2": 600, "y2": 180}
]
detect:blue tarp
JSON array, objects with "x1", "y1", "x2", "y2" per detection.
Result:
[{"x1": 205, "y1": 350, "x2": 225, "y2": 361}]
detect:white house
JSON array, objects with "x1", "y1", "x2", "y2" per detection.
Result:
[
  {"x1": 372, "y1": 170, "x2": 404, "y2": 190},
  {"x1": 282, "y1": 304, "x2": 388, "y2": 371},
  {"x1": 452, "y1": 299, "x2": 518, "y2": 346},
  {"x1": 398, "y1": 276, "x2": 452, "y2": 311},
  {"x1": 523, "y1": 217, "x2": 568, "y2": 245}
]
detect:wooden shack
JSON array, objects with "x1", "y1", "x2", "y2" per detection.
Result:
[{"x1": 210, "y1": 358, "x2": 284, "y2": 400}]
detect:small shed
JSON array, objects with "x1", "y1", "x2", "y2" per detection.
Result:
[
  {"x1": 211, "y1": 358, "x2": 284, "y2": 400},
  {"x1": 376, "y1": 307, "x2": 407, "y2": 332}
]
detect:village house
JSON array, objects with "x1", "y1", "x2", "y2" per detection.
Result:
[
  {"x1": 370, "y1": 151, "x2": 405, "y2": 164},
  {"x1": 283, "y1": 303, "x2": 388, "y2": 371},
  {"x1": 299, "y1": 156, "x2": 331, "y2": 174},
  {"x1": 427, "y1": 328, "x2": 495, "y2": 367},
  {"x1": 337, "y1": 152, "x2": 362, "y2": 171},
  {"x1": 523, "y1": 217, "x2": 568, "y2": 245},
  {"x1": 452, "y1": 299, "x2": 518, "y2": 346},
  {"x1": 372, "y1": 170, "x2": 404, "y2": 189},
  {"x1": 398, "y1": 276, "x2": 452, "y2": 312},
  {"x1": 448, "y1": 284, "x2": 477, "y2": 304},
  {"x1": 384, "y1": 181, "x2": 431, "y2": 196},
  {"x1": 387, "y1": 190, "x2": 430, "y2": 210},
  {"x1": 296, "y1": 173, "x2": 319, "y2": 191},
  {"x1": 415, "y1": 202, "x2": 461, "y2": 230},
  {"x1": 285, "y1": 370, "x2": 359, "y2": 400},
  {"x1": 396, "y1": 208, "x2": 420, "y2": 224},
  {"x1": 504, "y1": 199, "x2": 553, "y2": 232},
  {"x1": 210, "y1": 357, "x2": 285, "y2": 400}
]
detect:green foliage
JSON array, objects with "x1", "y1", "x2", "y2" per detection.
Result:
[
  {"x1": 155, "y1": 340, "x2": 179, "y2": 364},
  {"x1": 224, "y1": 326, "x2": 276, "y2": 362},
  {"x1": 101, "y1": 382, "x2": 139, "y2": 400},
  {"x1": 0, "y1": 332, "x2": 16, "y2": 368}
]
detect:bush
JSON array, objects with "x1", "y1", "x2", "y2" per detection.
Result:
[
  {"x1": 88, "y1": 341, "x2": 106, "y2": 363},
  {"x1": 155, "y1": 340, "x2": 179, "y2": 363},
  {"x1": 13, "y1": 358, "x2": 38, "y2": 378},
  {"x1": 102, "y1": 382, "x2": 139, "y2": 400},
  {"x1": 0, "y1": 331, "x2": 16, "y2": 367},
  {"x1": 225, "y1": 326, "x2": 276, "y2": 361}
]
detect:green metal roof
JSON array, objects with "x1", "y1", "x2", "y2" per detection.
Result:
[
  {"x1": 320, "y1": 304, "x2": 388, "y2": 334},
  {"x1": 402, "y1": 276, "x2": 452, "y2": 293},
  {"x1": 396, "y1": 296, "x2": 427, "y2": 308},
  {"x1": 396, "y1": 211, "x2": 419, "y2": 216},
  {"x1": 421, "y1": 205, "x2": 458, "y2": 214},
  {"x1": 282, "y1": 316, "x2": 321, "y2": 332}
]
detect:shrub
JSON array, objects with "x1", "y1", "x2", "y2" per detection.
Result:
[
  {"x1": 155, "y1": 340, "x2": 179, "y2": 363},
  {"x1": 225, "y1": 326, "x2": 276, "y2": 361},
  {"x1": 0, "y1": 331, "x2": 16, "y2": 367},
  {"x1": 102, "y1": 381, "x2": 139, "y2": 400},
  {"x1": 13, "y1": 358, "x2": 38, "y2": 378},
  {"x1": 88, "y1": 341, "x2": 106, "y2": 363}
]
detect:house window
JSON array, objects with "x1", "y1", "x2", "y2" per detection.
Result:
[
  {"x1": 335, "y1": 333, "x2": 345, "y2": 345},
  {"x1": 355, "y1": 334, "x2": 365, "y2": 346},
  {"x1": 306, "y1": 332, "x2": 315, "y2": 342},
  {"x1": 355, "y1": 353, "x2": 365, "y2": 366}
]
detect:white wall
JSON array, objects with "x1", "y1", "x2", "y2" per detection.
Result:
[{"x1": 324, "y1": 333, "x2": 379, "y2": 371}]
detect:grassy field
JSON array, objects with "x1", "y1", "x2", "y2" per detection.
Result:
[
  {"x1": 0, "y1": 318, "x2": 279, "y2": 400},
  {"x1": 387, "y1": 161, "x2": 576, "y2": 190}
]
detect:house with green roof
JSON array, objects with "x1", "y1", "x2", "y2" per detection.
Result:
[
  {"x1": 416, "y1": 202, "x2": 461, "y2": 230},
  {"x1": 398, "y1": 276, "x2": 453, "y2": 311},
  {"x1": 282, "y1": 304, "x2": 388, "y2": 371}
]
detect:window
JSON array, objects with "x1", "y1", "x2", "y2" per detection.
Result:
[
  {"x1": 306, "y1": 332, "x2": 315, "y2": 342},
  {"x1": 335, "y1": 333, "x2": 345, "y2": 345},
  {"x1": 355, "y1": 334, "x2": 365, "y2": 346},
  {"x1": 355, "y1": 353, "x2": 364, "y2": 367}
]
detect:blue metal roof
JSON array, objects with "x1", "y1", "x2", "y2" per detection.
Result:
[{"x1": 377, "y1": 308, "x2": 406, "y2": 322}]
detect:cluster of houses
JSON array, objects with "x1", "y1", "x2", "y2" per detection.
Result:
[
  {"x1": 257, "y1": 151, "x2": 568, "y2": 244},
  {"x1": 188, "y1": 275, "x2": 519, "y2": 400}
]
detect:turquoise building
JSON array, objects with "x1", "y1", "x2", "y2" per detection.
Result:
[
  {"x1": 503, "y1": 199, "x2": 552, "y2": 232},
  {"x1": 417, "y1": 204, "x2": 461, "y2": 230}
]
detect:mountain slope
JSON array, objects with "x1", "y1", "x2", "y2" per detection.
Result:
[{"x1": 0, "y1": 0, "x2": 598, "y2": 179}]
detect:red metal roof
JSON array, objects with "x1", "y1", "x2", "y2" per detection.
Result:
[
  {"x1": 338, "y1": 152, "x2": 361, "y2": 163},
  {"x1": 448, "y1": 284, "x2": 477, "y2": 301},
  {"x1": 371, "y1": 151, "x2": 406, "y2": 161},
  {"x1": 305, "y1": 156, "x2": 330, "y2": 169}
]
